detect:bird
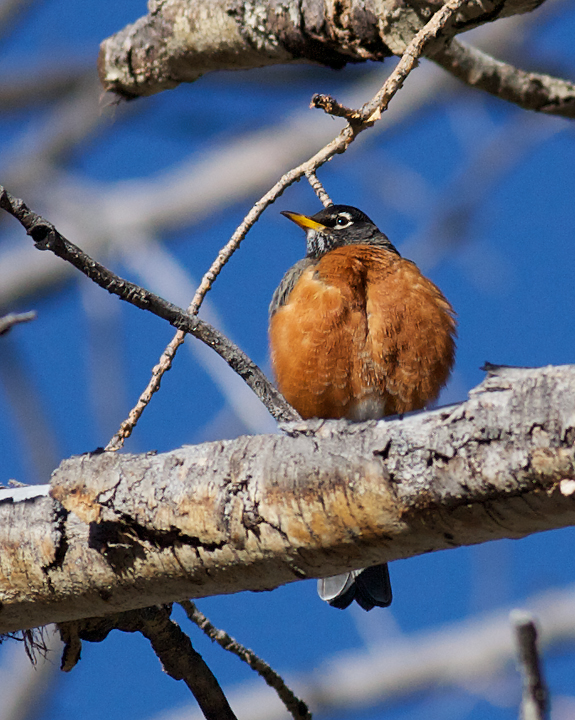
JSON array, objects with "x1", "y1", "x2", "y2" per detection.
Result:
[{"x1": 269, "y1": 204, "x2": 456, "y2": 611}]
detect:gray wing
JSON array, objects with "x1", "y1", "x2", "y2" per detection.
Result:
[{"x1": 269, "y1": 257, "x2": 316, "y2": 319}]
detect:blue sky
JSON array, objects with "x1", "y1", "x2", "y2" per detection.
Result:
[{"x1": 1, "y1": 1, "x2": 575, "y2": 719}]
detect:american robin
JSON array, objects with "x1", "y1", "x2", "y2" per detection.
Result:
[{"x1": 269, "y1": 204, "x2": 456, "y2": 610}]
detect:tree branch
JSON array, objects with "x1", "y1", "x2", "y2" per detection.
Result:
[
  {"x1": 0, "y1": 185, "x2": 298, "y2": 425},
  {"x1": 1, "y1": 363, "x2": 575, "y2": 634},
  {"x1": 431, "y1": 38, "x2": 575, "y2": 117},
  {"x1": 177, "y1": 584, "x2": 575, "y2": 719},
  {"x1": 0, "y1": 0, "x2": 472, "y2": 447},
  {"x1": 511, "y1": 611, "x2": 549, "y2": 720},
  {"x1": 98, "y1": 0, "x2": 546, "y2": 99},
  {"x1": 182, "y1": 601, "x2": 311, "y2": 720},
  {"x1": 58, "y1": 606, "x2": 238, "y2": 720},
  {"x1": 0, "y1": 311, "x2": 36, "y2": 336}
]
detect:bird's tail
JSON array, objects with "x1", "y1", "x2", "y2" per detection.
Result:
[{"x1": 317, "y1": 564, "x2": 392, "y2": 611}]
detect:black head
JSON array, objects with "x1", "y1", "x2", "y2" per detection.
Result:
[{"x1": 281, "y1": 204, "x2": 399, "y2": 259}]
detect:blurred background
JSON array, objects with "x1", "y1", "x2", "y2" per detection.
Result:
[{"x1": 1, "y1": 0, "x2": 575, "y2": 718}]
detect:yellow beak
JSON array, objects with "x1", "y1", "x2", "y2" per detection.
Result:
[{"x1": 281, "y1": 211, "x2": 326, "y2": 231}]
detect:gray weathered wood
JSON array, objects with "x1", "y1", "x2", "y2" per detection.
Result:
[
  {"x1": 98, "y1": 0, "x2": 546, "y2": 97},
  {"x1": 1, "y1": 364, "x2": 574, "y2": 634}
]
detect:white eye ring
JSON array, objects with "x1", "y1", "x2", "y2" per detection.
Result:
[{"x1": 334, "y1": 212, "x2": 353, "y2": 229}]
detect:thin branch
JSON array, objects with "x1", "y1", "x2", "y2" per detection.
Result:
[
  {"x1": 431, "y1": 38, "x2": 575, "y2": 117},
  {"x1": 181, "y1": 601, "x2": 312, "y2": 720},
  {"x1": 164, "y1": 585, "x2": 575, "y2": 720},
  {"x1": 186, "y1": 0, "x2": 472, "y2": 319},
  {"x1": 119, "y1": 235, "x2": 277, "y2": 434},
  {"x1": 357, "y1": 0, "x2": 473, "y2": 124},
  {"x1": 105, "y1": 0, "x2": 470, "y2": 448},
  {"x1": 310, "y1": 93, "x2": 362, "y2": 122},
  {"x1": 0, "y1": 312, "x2": 36, "y2": 336},
  {"x1": 105, "y1": 332, "x2": 188, "y2": 450},
  {"x1": 511, "y1": 610, "x2": 549, "y2": 720},
  {"x1": 305, "y1": 171, "x2": 333, "y2": 208},
  {"x1": 59, "y1": 607, "x2": 238, "y2": 720},
  {"x1": 0, "y1": 186, "x2": 298, "y2": 425}
]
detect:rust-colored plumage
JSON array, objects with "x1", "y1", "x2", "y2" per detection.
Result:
[{"x1": 269, "y1": 205, "x2": 456, "y2": 611}]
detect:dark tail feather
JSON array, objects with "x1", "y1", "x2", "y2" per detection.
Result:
[{"x1": 317, "y1": 564, "x2": 392, "y2": 611}]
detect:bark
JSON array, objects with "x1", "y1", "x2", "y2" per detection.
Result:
[
  {"x1": 432, "y1": 38, "x2": 575, "y2": 117},
  {"x1": 1, "y1": 363, "x2": 575, "y2": 635},
  {"x1": 98, "y1": 0, "x2": 546, "y2": 98}
]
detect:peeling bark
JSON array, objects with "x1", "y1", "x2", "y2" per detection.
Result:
[
  {"x1": 1, "y1": 364, "x2": 575, "y2": 634},
  {"x1": 98, "y1": 0, "x2": 546, "y2": 97}
]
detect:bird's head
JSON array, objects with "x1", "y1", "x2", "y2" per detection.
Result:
[{"x1": 281, "y1": 204, "x2": 399, "y2": 259}]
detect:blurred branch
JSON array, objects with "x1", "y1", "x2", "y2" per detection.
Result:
[
  {"x1": 2, "y1": 363, "x2": 575, "y2": 633},
  {"x1": 0, "y1": 628, "x2": 61, "y2": 720},
  {"x1": 118, "y1": 234, "x2": 277, "y2": 436},
  {"x1": 58, "y1": 606, "x2": 238, "y2": 720},
  {"x1": 0, "y1": 10, "x2": 547, "y2": 312},
  {"x1": 182, "y1": 601, "x2": 311, "y2": 720},
  {"x1": 1, "y1": 73, "x2": 110, "y2": 191},
  {"x1": 0, "y1": 336, "x2": 60, "y2": 483},
  {"x1": 0, "y1": 311, "x2": 36, "y2": 335},
  {"x1": 0, "y1": 186, "x2": 297, "y2": 423},
  {"x1": 98, "y1": 0, "x2": 544, "y2": 98},
  {"x1": 167, "y1": 585, "x2": 575, "y2": 720},
  {"x1": 0, "y1": 58, "x2": 448, "y2": 307},
  {"x1": 0, "y1": 0, "x2": 38, "y2": 43},
  {"x1": 400, "y1": 109, "x2": 564, "y2": 273},
  {"x1": 0, "y1": 65, "x2": 94, "y2": 111},
  {"x1": 431, "y1": 38, "x2": 575, "y2": 117},
  {"x1": 511, "y1": 611, "x2": 549, "y2": 720}
]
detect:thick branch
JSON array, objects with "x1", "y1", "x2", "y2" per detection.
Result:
[
  {"x1": 98, "y1": 0, "x2": 546, "y2": 98},
  {"x1": 1, "y1": 364, "x2": 575, "y2": 634},
  {"x1": 431, "y1": 38, "x2": 575, "y2": 117},
  {"x1": 59, "y1": 606, "x2": 238, "y2": 720}
]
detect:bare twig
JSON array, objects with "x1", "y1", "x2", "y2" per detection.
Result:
[
  {"x1": 310, "y1": 93, "x2": 362, "y2": 122},
  {"x1": 358, "y1": 0, "x2": 473, "y2": 124},
  {"x1": 305, "y1": 171, "x2": 333, "y2": 208},
  {"x1": 511, "y1": 610, "x2": 549, "y2": 720},
  {"x1": 166, "y1": 585, "x2": 575, "y2": 720},
  {"x1": 105, "y1": 331, "x2": 188, "y2": 450},
  {"x1": 102, "y1": 0, "x2": 472, "y2": 448},
  {"x1": 59, "y1": 607, "x2": 238, "y2": 720},
  {"x1": 0, "y1": 311, "x2": 36, "y2": 336},
  {"x1": 181, "y1": 601, "x2": 312, "y2": 720},
  {"x1": 118, "y1": 235, "x2": 276, "y2": 435},
  {"x1": 187, "y1": 0, "x2": 472, "y2": 317},
  {"x1": 431, "y1": 38, "x2": 575, "y2": 117},
  {"x1": 0, "y1": 186, "x2": 298, "y2": 425}
]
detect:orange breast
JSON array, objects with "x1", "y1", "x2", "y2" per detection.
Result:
[{"x1": 269, "y1": 245, "x2": 456, "y2": 420}]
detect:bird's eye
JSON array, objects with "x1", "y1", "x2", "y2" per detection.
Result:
[{"x1": 335, "y1": 213, "x2": 352, "y2": 228}]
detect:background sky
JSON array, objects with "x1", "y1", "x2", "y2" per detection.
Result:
[{"x1": 1, "y1": 1, "x2": 575, "y2": 719}]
